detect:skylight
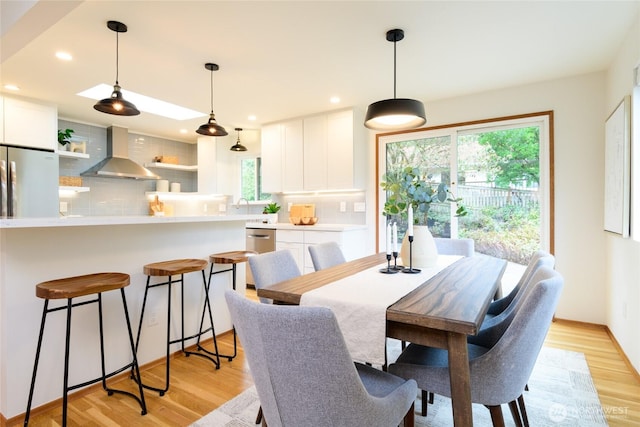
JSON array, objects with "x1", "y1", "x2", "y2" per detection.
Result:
[{"x1": 77, "y1": 84, "x2": 206, "y2": 120}]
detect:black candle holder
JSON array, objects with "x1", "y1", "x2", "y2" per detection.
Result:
[
  {"x1": 391, "y1": 251, "x2": 403, "y2": 271},
  {"x1": 379, "y1": 253, "x2": 398, "y2": 274},
  {"x1": 402, "y1": 235, "x2": 421, "y2": 274}
]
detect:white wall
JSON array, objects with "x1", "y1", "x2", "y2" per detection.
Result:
[
  {"x1": 367, "y1": 72, "x2": 608, "y2": 326},
  {"x1": 605, "y1": 12, "x2": 640, "y2": 373}
]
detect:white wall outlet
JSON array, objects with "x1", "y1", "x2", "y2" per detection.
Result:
[
  {"x1": 353, "y1": 202, "x2": 366, "y2": 212},
  {"x1": 339, "y1": 201, "x2": 347, "y2": 212},
  {"x1": 203, "y1": 203, "x2": 208, "y2": 213},
  {"x1": 288, "y1": 202, "x2": 293, "y2": 212},
  {"x1": 59, "y1": 202, "x2": 68, "y2": 213},
  {"x1": 219, "y1": 203, "x2": 226, "y2": 212},
  {"x1": 147, "y1": 310, "x2": 159, "y2": 327}
]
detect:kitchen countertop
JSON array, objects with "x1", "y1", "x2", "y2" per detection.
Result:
[
  {"x1": 245, "y1": 221, "x2": 367, "y2": 232},
  {"x1": 0, "y1": 214, "x2": 262, "y2": 229}
]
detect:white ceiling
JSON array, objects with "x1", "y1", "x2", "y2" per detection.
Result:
[{"x1": 1, "y1": 1, "x2": 639, "y2": 143}]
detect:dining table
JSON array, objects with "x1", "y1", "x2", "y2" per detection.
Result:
[{"x1": 257, "y1": 251, "x2": 507, "y2": 427}]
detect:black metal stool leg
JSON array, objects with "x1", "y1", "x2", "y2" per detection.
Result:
[
  {"x1": 119, "y1": 288, "x2": 148, "y2": 414},
  {"x1": 62, "y1": 298, "x2": 73, "y2": 427},
  {"x1": 24, "y1": 300, "x2": 49, "y2": 427}
]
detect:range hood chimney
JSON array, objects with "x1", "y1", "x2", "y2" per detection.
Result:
[{"x1": 81, "y1": 126, "x2": 160, "y2": 180}]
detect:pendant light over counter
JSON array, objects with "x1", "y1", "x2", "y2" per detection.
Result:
[
  {"x1": 230, "y1": 128, "x2": 248, "y2": 152},
  {"x1": 196, "y1": 63, "x2": 228, "y2": 137},
  {"x1": 94, "y1": 21, "x2": 140, "y2": 116},
  {"x1": 364, "y1": 29, "x2": 426, "y2": 131}
]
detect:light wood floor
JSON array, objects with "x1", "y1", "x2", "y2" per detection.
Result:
[{"x1": 8, "y1": 291, "x2": 640, "y2": 427}]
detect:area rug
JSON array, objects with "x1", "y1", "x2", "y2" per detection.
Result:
[{"x1": 192, "y1": 347, "x2": 608, "y2": 426}]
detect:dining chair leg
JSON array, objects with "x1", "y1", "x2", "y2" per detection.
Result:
[
  {"x1": 487, "y1": 405, "x2": 506, "y2": 427},
  {"x1": 255, "y1": 406, "x2": 263, "y2": 425},
  {"x1": 508, "y1": 400, "x2": 523, "y2": 427},
  {"x1": 420, "y1": 390, "x2": 434, "y2": 416},
  {"x1": 517, "y1": 394, "x2": 530, "y2": 427},
  {"x1": 402, "y1": 402, "x2": 415, "y2": 427}
]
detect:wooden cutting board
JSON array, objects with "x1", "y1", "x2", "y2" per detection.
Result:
[{"x1": 289, "y1": 204, "x2": 315, "y2": 218}]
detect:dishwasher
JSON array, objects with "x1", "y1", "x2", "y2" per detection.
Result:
[{"x1": 246, "y1": 227, "x2": 276, "y2": 287}]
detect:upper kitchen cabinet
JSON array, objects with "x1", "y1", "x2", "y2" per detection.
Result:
[
  {"x1": 304, "y1": 108, "x2": 365, "y2": 191},
  {"x1": 2, "y1": 95, "x2": 57, "y2": 150},
  {"x1": 263, "y1": 108, "x2": 365, "y2": 193},
  {"x1": 261, "y1": 119, "x2": 303, "y2": 193}
]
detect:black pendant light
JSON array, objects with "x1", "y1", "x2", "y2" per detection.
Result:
[
  {"x1": 364, "y1": 29, "x2": 426, "y2": 131},
  {"x1": 94, "y1": 21, "x2": 140, "y2": 116},
  {"x1": 196, "y1": 63, "x2": 228, "y2": 136},
  {"x1": 230, "y1": 128, "x2": 248, "y2": 152}
]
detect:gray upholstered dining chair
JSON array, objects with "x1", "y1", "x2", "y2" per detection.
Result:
[
  {"x1": 308, "y1": 241, "x2": 346, "y2": 271},
  {"x1": 486, "y1": 250, "x2": 555, "y2": 318},
  {"x1": 248, "y1": 250, "x2": 301, "y2": 304},
  {"x1": 388, "y1": 266, "x2": 564, "y2": 427},
  {"x1": 433, "y1": 237, "x2": 475, "y2": 257},
  {"x1": 225, "y1": 291, "x2": 418, "y2": 427}
]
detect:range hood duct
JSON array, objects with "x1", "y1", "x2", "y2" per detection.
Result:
[{"x1": 81, "y1": 126, "x2": 159, "y2": 180}]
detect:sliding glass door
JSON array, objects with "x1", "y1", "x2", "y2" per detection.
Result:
[{"x1": 377, "y1": 113, "x2": 552, "y2": 263}]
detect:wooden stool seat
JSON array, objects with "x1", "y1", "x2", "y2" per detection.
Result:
[
  {"x1": 143, "y1": 259, "x2": 208, "y2": 276},
  {"x1": 36, "y1": 272, "x2": 130, "y2": 300},
  {"x1": 209, "y1": 250, "x2": 257, "y2": 265}
]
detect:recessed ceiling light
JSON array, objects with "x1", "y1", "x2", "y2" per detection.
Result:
[
  {"x1": 56, "y1": 51, "x2": 73, "y2": 61},
  {"x1": 179, "y1": 129, "x2": 188, "y2": 134},
  {"x1": 77, "y1": 84, "x2": 207, "y2": 120},
  {"x1": 330, "y1": 96, "x2": 341, "y2": 104},
  {"x1": 248, "y1": 115, "x2": 257, "y2": 121},
  {"x1": 4, "y1": 84, "x2": 20, "y2": 91}
]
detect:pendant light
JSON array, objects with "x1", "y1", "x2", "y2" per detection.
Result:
[
  {"x1": 230, "y1": 128, "x2": 248, "y2": 152},
  {"x1": 364, "y1": 29, "x2": 426, "y2": 131},
  {"x1": 196, "y1": 63, "x2": 228, "y2": 136},
  {"x1": 93, "y1": 21, "x2": 140, "y2": 116}
]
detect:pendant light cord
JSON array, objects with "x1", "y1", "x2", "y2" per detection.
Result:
[
  {"x1": 393, "y1": 37, "x2": 397, "y2": 99},
  {"x1": 210, "y1": 69, "x2": 214, "y2": 114},
  {"x1": 115, "y1": 31, "x2": 119, "y2": 85}
]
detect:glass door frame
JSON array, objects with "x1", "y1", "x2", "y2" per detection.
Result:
[{"x1": 375, "y1": 111, "x2": 554, "y2": 254}]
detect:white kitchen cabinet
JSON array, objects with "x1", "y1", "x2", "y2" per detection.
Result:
[
  {"x1": 261, "y1": 120, "x2": 303, "y2": 193},
  {"x1": 0, "y1": 96, "x2": 4, "y2": 144},
  {"x1": 301, "y1": 108, "x2": 365, "y2": 191},
  {"x1": 3, "y1": 96, "x2": 57, "y2": 150},
  {"x1": 303, "y1": 114, "x2": 328, "y2": 190},
  {"x1": 276, "y1": 228, "x2": 368, "y2": 274},
  {"x1": 275, "y1": 229, "x2": 305, "y2": 272}
]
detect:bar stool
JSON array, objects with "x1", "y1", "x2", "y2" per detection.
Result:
[
  {"x1": 134, "y1": 258, "x2": 219, "y2": 396},
  {"x1": 25, "y1": 273, "x2": 146, "y2": 427},
  {"x1": 201, "y1": 250, "x2": 257, "y2": 361}
]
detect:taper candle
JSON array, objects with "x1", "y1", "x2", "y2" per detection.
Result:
[
  {"x1": 386, "y1": 222, "x2": 392, "y2": 254},
  {"x1": 392, "y1": 222, "x2": 398, "y2": 253},
  {"x1": 407, "y1": 204, "x2": 414, "y2": 237}
]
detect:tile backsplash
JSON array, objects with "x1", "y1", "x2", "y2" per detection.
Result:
[{"x1": 58, "y1": 120, "x2": 197, "y2": 216}]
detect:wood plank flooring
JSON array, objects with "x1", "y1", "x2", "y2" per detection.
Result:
[{"x1": 7, "y1": 290, "x2": 640, "y2": 427}]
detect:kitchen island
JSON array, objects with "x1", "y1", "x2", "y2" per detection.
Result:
[{"x1": 0, "y1": 214, "x2": 258, "y2": 420}]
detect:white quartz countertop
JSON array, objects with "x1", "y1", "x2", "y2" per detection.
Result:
[
  {"x1": 0, "y1": 214, "x2": 262, "y2": 229},
  {"x1": 245, "y1": 222, "x2": 367, "y2": 232}
]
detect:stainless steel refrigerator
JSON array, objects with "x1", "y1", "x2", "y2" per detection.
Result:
[{"x1": 1, "y1": 144, "x2": 59, "y2": 218}]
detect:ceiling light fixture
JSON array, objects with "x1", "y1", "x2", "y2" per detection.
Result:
[
  {"x1": 196, "y1": 63, "x2": 228, "y2": 136},
  {"x1": 364, "y1": 29, "x2": 426, "y2": 131},
  {"x1": 93, "y1": 21, "x2": 140, "y2": 116},
  {"x1": 230, "y1": 128, "x2": 248, "y2": 152}
]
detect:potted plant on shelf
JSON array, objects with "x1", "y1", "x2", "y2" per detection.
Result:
[
  {"x1": 57, "y1": 128, "x2": 75, "y2": 151},
  {"x1": 262, "y1": 202, "x2": 281, "y2": 224},
  {"x1": 380, "y1": 166, "x2": 467, "y2": 267}
]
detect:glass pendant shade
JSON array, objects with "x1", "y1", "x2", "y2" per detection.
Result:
[
  {"x1": 196, "y1": 63, "x2": 227, "y2": 136},
  {"x1": 93, "y1": 21, "x2": 139, "y2": 117},
  {"x1": 364, "y1": 28, "x2": 426, "y2": 131}
]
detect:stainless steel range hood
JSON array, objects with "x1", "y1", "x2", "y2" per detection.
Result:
[{"x1": 81, "y1": 126, "x2": 160, "y2": 180}]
